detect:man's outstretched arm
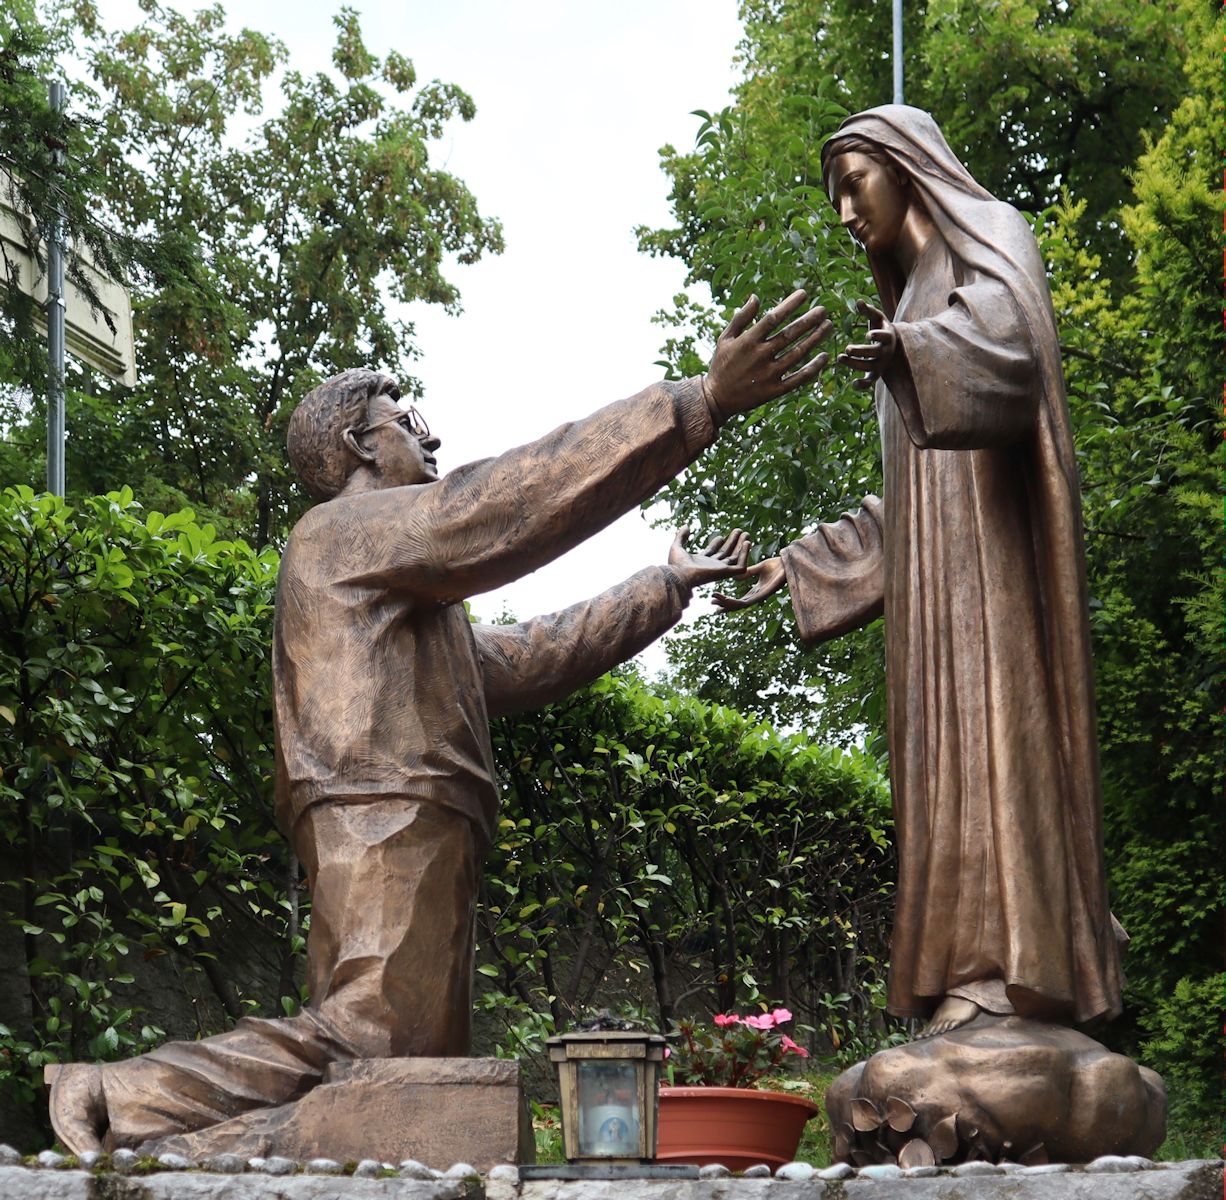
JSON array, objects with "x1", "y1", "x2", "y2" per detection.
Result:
[
  {"x1": 477, "y1": 530, "x2": 749, "y2": 719},
  {"x1": 340, "y1": 294, "x2": 830, "y2": 603}
]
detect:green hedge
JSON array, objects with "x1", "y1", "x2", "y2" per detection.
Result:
[
  {"x1": 0, "y1": 486, "x2": 283, "y2": 1137},
  {"x1": 484, "y1": 673, "x2": 897, "y2": 1061}
]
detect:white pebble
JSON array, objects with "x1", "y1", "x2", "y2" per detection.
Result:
[
  {"x1": 817, "y1": 1162, "x2": 855, "y2": 1180},
  {"x1": 156, "y1": 1153, "x2": 191, "y2": 1170},
  {"x1": 37, "y1": 1150, "x2": 66, "y2": 1168},
  {"x1": 859, "y1": 1163, "x2": 902, "y2": 1179},
  {"x1": 1020, "y1": 1163, "x2": 1071, "y2": 1174},
  {"x1": 1086, "y1": 1155, "x2": 1141, "y2": 1173},
  {"x1": 259, "y1": 1156, "x2": 297, "y2": 1175},
  {"x1": 0, "y1": 1145, "x2": 22, "y2": 1166},
  {"x1": 353, "y1": 1159, "x2": 383, "y2": 1177},
  {"x1": 444, "y1": 1162, "x2": 478, "y2": 1178},
  {"x1": 902, "y1": 1165, "x2": 940, "y2": 1177},
  {"x1": 398, "y1": 1159, "x2": 434, "y2": 1179},
  {"x1": 78, "y1": 1151, "x2": 102, "y2": 1169},
  {"x1": 742, "y1": 1163, "x2": 772, "y2": 1177},
  {"x1": 202, "y1": 1153, "x2": 246, "y2": 1173},
  {"x1": 951, "y1": 1160, "x2": 1004, "y2": 1176},
  {"x1": 305, "y1": 1158, "x2": 342, "y2": 1174},
  {"x1": 487, "y1": 1164, "x2": 519, "y2": 1182},
  {"x1": 776, "y1": 1161, "x2": 815, "y2": 1181},
  {"x1": 698, "y1": 1163, "x2": 731, "y2": 1178},
  {"x1": 111, "y1": 1149, "x2": 139, "y2": 1173}
]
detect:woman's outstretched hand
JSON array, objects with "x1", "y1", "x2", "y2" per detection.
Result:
[
  {"x1": 712, "y1": 555, "x2": 787, "y2": 611},
  {"x1": 837, "y1": 299, "x2": 896, "y2": 391}
]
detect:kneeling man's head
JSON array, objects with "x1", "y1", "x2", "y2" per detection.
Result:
[{"x1": 288, "y1": 368, "x2": 439, "y2": 499}]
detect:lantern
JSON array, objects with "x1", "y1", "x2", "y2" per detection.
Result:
[{"x1": 547, "y1": 1027, "x2": 669, "y2": 1164}]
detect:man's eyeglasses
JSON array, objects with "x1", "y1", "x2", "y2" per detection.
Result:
[{"x1": 358, "y1": 405, "x2": 429, "y2": 439}]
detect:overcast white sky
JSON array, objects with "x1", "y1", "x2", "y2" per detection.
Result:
[
  {"x1": 92, "y1": 0, "x2": 746, "y2": 674},
  {"x1": 388, "y1": 1, "x2": 744, "y2": 654}
]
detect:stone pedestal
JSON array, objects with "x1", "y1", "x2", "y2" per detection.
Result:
[
  {"x1": 138, "y1": 1058, "x2": 534, "y2": 1172},
  {"x1": 826, "y1": 1015, "x2": 1166, "y2": 1168}
]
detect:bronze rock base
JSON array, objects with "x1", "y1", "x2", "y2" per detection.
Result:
[
  {"x1": 826, "y1": 1014, "x2": 1166, "y2": 1168},
  {"x1": 136, "y1": 1057, "x2": 534, "y2": 1172}
]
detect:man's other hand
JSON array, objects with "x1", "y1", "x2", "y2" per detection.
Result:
[{"x1": 667, "y1": 527, "x2": 751, "y2": 589}]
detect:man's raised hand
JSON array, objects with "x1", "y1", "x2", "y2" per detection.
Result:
[
  {"x1": 704, "y1": 290, "x2": 833, "y2": 421},
  {"x1": 667, "y1": 527, "x2": 752, "y2": 590}
]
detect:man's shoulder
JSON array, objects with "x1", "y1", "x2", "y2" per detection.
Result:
[
  {"x1": 282, "y1": 484, "x2": 436, "y2": 578},
  {"x1": 288, "y1": 488, "x2": 401, "y2": 541},
  {"x1": 282, "y1": 498, "x2": 360, "y2": 576}
]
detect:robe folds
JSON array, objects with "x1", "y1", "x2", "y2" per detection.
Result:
[{"x1": 780, "y1": 106, "x2": 1123, "y2": 1025}]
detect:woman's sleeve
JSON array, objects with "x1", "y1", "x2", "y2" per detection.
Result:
[
  {"x1": 780, "y1": 496, "x2": 885, "y2": 644},
  {"x1": 884, "y1": 276, "x2": 1038, "y2": 450}
]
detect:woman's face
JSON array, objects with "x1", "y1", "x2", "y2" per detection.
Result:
[{"x1": 829, "y1": 150, "x2": 909, "y2": 256}]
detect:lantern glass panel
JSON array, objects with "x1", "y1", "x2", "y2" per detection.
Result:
[{"x1": 575, "y1": 1060, "x2": 640, "y2": 1157}]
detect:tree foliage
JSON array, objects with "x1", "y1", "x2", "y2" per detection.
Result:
[
  {"x1": 0, "y1": 0, "x2": 503, "y2": 546},
  {"x1": 916, "y1": 0, "x2": 1188, "y2": 236},
  {"x1": 0, "y1": 0, "x2": 180, "y2": 402},
  {"x1": 1038, "y1": 1, "x2": 1224, "y2": 1103},
  {"x1": 638, "y1": 86, "x2": 888, "y2": 736},
  {"x1": 733, "y1": 0, "x2": 1188, "y2": 257}
]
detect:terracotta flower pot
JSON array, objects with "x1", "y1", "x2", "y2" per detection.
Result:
[{"x1": 656, "y1": 1085, "x2": 820, "y2": 1171}]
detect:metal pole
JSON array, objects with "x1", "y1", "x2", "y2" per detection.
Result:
[
  {"x1": 46, "y1": 79, "x2": 67, "y2": 497},
  {"x1": 892, "y1": 0, "x2": 904, "y2": 105}
]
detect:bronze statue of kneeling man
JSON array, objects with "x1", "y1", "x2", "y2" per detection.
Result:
[{"x1": 49, "y1": 291, "x2": 832, "y2": 1155}]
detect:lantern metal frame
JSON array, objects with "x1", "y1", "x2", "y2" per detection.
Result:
[{"x1": 547, "y1": 1028, "x2": 669, "y2": 1165}]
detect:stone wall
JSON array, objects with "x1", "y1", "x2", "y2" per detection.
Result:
[{"x1": 0, "y1": 1153, "x2": 1220, "y2": 1200}]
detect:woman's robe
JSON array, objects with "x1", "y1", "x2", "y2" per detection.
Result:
[{"x1": 779, "y1": 106, "x2": 1123, "y2": 1025}]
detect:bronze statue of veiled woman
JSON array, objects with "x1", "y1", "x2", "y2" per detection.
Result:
[{"x1": 719, "y1": 105, "x2": 1124, "y2": 1039}]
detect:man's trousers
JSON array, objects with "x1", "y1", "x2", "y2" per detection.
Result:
[{"x1": 100, "y1": 798, "x2": 479, "y2": 1148}]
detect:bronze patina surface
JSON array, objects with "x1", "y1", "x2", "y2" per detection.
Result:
[
  {"x1": 719, "y1": 104, "x2": 1123, "y2": 1035},
  {"x1": 122, "y1": 1057, "x2": 536, "y2": 1170},
  {"x1": 826, "y1": 1015, "x2": 1166, "y2": 1167},
  {"x1": 715, "y1": 105, "x2": 1161, "y2": 1161},
  {"x1": 48, "y1": 291, "x2": 832, "y2": 1156}
]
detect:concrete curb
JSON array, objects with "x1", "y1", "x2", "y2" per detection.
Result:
[{"x1": 0, "y1": 1157, "x2": 1219, "y2": 1199}]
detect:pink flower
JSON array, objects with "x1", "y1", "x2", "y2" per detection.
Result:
[
  {"x1": 664, "y1": 1046, "x2": 671, "y2": 1058},
  {"x1": 770, "y1": 1007, "x2": 793, "y2": 1025},
  {"x1": 743, "y1": 1013, "x2": 775, "y2": 1030},
  {"x1": 712, "y1": 1013, "x2": 741, "y2": 1027},
  {"x1": 780, "y1": 1034, "x2": 809, "y2": 1058}
]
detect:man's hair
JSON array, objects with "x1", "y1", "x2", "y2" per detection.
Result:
[{"x1": 287, "y1": 368, "x2": 387, "y2": 501}]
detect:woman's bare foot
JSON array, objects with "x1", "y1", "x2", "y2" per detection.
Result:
[
  {"x1": 918, "y1": 996, "x2": 980, "y2": 1039},
  {"x1": 48, "y1": 1063, "x2": 108, "y2": 1154}
]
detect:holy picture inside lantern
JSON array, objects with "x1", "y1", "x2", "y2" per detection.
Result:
[{"x1": 575, "y1": 1060, "x2": 640, "y2": 1157}]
